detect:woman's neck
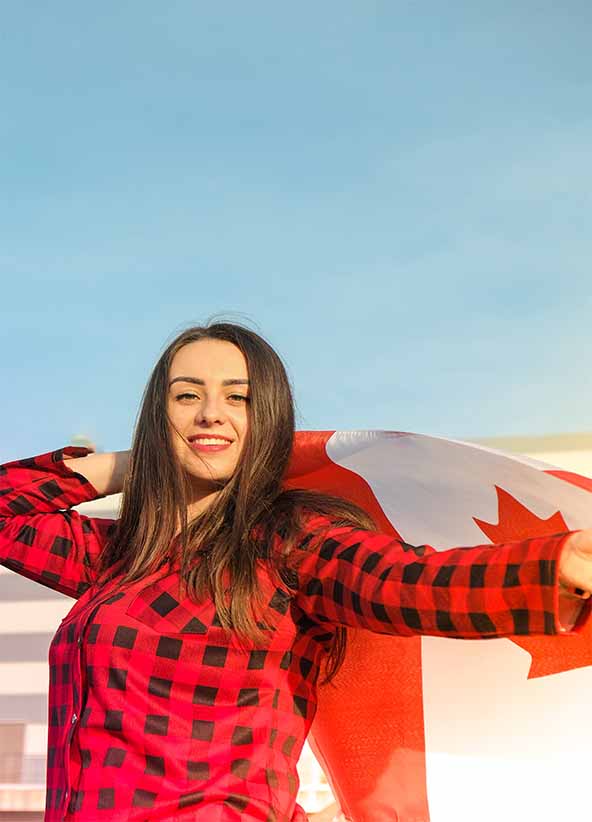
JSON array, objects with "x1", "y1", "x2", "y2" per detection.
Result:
[
  {"x1": 186, "y1": 490, "x2": 219, "y2": 518},
  {"x1": 184, "y1": 474, "x2": 224, "y2": 518}
]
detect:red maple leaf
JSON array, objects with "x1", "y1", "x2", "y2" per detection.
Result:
[
  {"x1": 474, "y1": 486, "x2": 569, "y2": 542},
  {"x1": 474, "y1": 486, "x2": 592, "y2": 678}
]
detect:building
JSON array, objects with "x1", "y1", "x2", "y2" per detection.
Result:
[
  {"x1": 0, "y1": 495, "x2": 115, "y2": 820},
  {"x1": 2, "y1": 433, "x2": 592, "y2": 819}
]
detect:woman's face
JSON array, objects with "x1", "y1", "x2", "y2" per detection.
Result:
[{"x1": 167, "y1": 338, "x2": 250, "y2": 495}]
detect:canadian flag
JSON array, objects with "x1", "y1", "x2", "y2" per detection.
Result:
[{"x1": 285, "y1": 431, "x2": 592, "y2": 822}]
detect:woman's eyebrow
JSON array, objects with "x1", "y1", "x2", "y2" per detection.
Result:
[{"x1": 169, "y1": 376, "x2": 250, "y2": 387}]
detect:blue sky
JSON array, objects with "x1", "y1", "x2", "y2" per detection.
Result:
[{"x1": 1, "y1": 2, "x2": 591, "y2": 460}]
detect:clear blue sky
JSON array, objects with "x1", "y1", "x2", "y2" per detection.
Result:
[{"x1": 1, "y1": 2, "x2": 591, "y2": 460}]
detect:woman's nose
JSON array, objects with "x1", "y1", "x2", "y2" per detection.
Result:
[{"x1": 196, "y1": 397, "x2": 225, "y2": 424}]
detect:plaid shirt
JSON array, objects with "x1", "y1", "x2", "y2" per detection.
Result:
[{"x1": 0, "y1": 448, "x2": 578, "y2": 822}]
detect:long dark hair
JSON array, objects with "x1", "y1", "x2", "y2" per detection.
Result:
[{"x1": 99, "y1": 322, "x2": 374, "y2": 679}]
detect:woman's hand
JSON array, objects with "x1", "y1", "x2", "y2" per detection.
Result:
[{"x1": 559, "y1": 529, "x2": 592, "y2": 597}]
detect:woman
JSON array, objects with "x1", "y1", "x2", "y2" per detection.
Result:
[{"x1": 1, "y1": 322, "x2": 591, "y2": 822}]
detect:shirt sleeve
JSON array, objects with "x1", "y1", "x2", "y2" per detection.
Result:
[
  {"x1": 290, "y1": 517, "x2": 590, "y2": 638},
  {"x1": 0, "y1": 447, "x2": 116, "y2": 599}
]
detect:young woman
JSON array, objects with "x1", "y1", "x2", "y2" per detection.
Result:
[{"x1": 1, "y1": 322, "x2": 591, "y2": 822}]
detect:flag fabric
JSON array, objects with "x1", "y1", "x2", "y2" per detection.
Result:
[{"x1": 285, "y1": 431, "x2": 592, "y2": 822}]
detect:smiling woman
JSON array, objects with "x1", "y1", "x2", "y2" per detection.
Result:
[
  {"x1": 95, "y1": 324, "x2": 340, "y2": 650},
  {"x1": 1, "y1": 321, "x2": 592, "y2": 822}
]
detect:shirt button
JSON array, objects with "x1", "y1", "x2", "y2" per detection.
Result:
[
  {"x1": 71, "y1": 713, "x2": 78, "y2": 724},
  {"x1": 77, "y1": 636, "x2": 82, "y2": 646}
]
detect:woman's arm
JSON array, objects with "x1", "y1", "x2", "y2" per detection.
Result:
[
  {"x1": 0, "y1": 447, "x2": 125, "y2": 598},
  {"x1": 62, "y1": 449, "x2": 130, "y2": 496},
  {"x1": 291, "y1": 518, "x2": 591, "y2": 639}
]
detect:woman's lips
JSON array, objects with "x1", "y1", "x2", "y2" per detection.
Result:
[{"x1": 188, "y1": 437, "x2": 233, "y2": 453}]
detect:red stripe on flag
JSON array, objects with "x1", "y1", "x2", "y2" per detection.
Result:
[
  {"x1": 546, "y1": 469, "x2": 592, "y2": 493},
  {"x1": 288, "y1": 432, "x2": 429, "y2": 821}
]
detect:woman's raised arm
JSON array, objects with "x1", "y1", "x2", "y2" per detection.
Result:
[
  {"x1": 63, "y1": 449, "x2": 130, "y2": 496},
  {"x1": 0, "y1": 447, "x2": 127, "y2": 598},
  {"x1": 290, "y1": 518, "x2": 592, "y2": 640}
]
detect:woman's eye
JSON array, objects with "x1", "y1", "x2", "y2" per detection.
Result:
[
  {"x1": 228, "y1": 394, "x2": 249, "y2": 403},
  {"x1": 176, "y1": 392, "x2": 199, "y2": 401}
]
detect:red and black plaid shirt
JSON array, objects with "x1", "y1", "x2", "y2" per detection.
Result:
[{"x1": 0, "y1": 448, "x2": 582, "y2": 822}]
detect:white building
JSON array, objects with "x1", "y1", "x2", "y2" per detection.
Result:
[{"x1": 2, "y1": 433, "x2": 592, "y2": 819}]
